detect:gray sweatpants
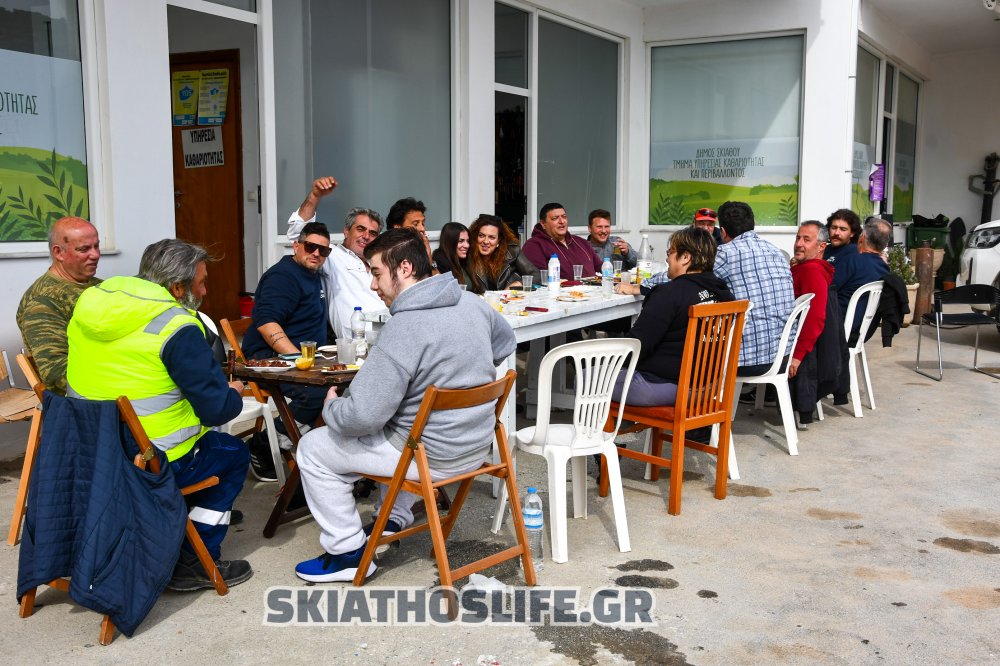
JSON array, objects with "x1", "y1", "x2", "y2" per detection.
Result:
[{"x1": 296, "y1": 427, "x2": 485, "y2": 556}]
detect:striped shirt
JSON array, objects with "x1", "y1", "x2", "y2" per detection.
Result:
[{"x1": 713, "y1": 231, "x2": 794, "y2": 367}]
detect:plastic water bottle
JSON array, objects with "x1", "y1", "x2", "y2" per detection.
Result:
[
  {"x1": 547, "y1": 254, "x2": 561, "y2": 295},
  {"x1": 635, "y1": 233, "x2": 652, "y2": 285},
  {"x1": 601, "y1": 256, "x2": 614, "y2": 297},
  {"x1": 522, "y1": 487, "x2": 544, "y2": 572},
  {"x1": 350, "y1": 307, "x2": 367, "y2": 360}
]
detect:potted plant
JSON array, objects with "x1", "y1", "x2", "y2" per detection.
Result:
[{"x1": 888, "y1": 245, "x2": 919, "y2": 326}]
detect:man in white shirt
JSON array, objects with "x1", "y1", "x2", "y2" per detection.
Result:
[{"x1": 286, "y1": 177, "x2": 385, "y2": 340}]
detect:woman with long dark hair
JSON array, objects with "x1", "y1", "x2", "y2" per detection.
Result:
[
  {"x1": 466, "y1": 214, "x2": 538, "y2": 294},
  {"x1": 432, "y1": 222, "x2": 471, "y2": 285}
]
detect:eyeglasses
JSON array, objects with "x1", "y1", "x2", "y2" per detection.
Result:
[
  {"x1": 302, "y1": 241, "x2": 332, "y2": 257},
  {"x1": 696, "y1": 208, "x2": 717, "y2": 219}
]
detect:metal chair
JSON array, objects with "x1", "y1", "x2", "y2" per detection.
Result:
[
  {"x1": 841, "y1": 280, "x2": 884, "y2": 417},
  {"x1": 915, "y1": 284, "x2": 1000, "y2": 381},
  {"x1": 491, "y1": 338, "x2": 640, "y2": 564},
  {"x1": 734, "y1": 293, "x2": 814, "y2": 455},
  {"x1": 599, "y1": 300, "x2": 749, "y2": 516}
]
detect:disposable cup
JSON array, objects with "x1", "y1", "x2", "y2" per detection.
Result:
[
  {"x1": 573, "y1": 265, "x2": 583, "y2": 280},
  {"x1": 521, "y1": 275, "x2": 533, "y2": 291},
  {"x1": 336, "y1": 338, "x2": 356, "y2": 364}
]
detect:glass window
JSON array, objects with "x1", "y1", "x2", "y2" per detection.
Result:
[
  {"x1": 537, "y1": 18, "x2": 618, "y2": 226},
  {"x1": 0, "y1": 0, "x2": 89, "y2": 242},
  {"x1": 205, "y1": 0, "x2": 256, "y2": 10},
  {"x1": 649, "y1": 35, "x2": 803, "y2": 226},
  {"x1": 273, "y1": 0, "x2": 451, "y2": 234},
  {"x1": 893, "y1": 73, "x2": 918, "y2": 222},
  {"x1": 851, "y1": 47, "x2": 879, "y2": 218},
  {"x1": 883, "y1": 63, "x2": 895, "y2": 113},
  {"x1": 495, "y1": 3, "x2": 527, "y2": 88}
]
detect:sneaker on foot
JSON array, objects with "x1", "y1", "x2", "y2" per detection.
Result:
[
  {"x1": 363, "y1": 518, "x2": 403, "y2": 556},
  {"x1": 247, "y1": 432, "x2": 277, "y2": 482},
  {"x1": 167, "y1": 552, "x2": 253, "y2": 591},
  {"x1": 738, "y1": 388, "x2": 757, "y2": 405},
  {"x1": 230, "y1": 509, "x2": 244, "y2": 526},
  {"x1": 295, "y1": 546, "x2": 375, "y2": 583}
]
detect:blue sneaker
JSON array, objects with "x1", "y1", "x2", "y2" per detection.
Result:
[
  {"x1": 363, "y1": 518, "x2": 403, "y2": 556},
  {"x1": 294, "y1": 546, "x2": 376, "y2": 583}
]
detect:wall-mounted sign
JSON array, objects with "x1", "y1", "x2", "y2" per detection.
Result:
[
  {"x1": 869, "y1": 163, "x2": 885, "y2": 202},
  {"x1": 181, "y1": 127, "x2": 224, "y2": 168},
  {"x1": 171, "y1": 71, "x2": 201, "y2": 126},
  {"x1": 197, "y1": 69, "x2": 229, "y2": 126}
]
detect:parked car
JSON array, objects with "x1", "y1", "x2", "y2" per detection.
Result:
[{"x1": 958, "y1": 218, "x2": 1000, "y2": 331}]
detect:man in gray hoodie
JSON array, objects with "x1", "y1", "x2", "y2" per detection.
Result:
[{"x1": 294, "y1": 228, "x2": 517, "y2": 583}]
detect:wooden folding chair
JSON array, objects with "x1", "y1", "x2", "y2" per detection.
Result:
[
  {"x1": 7, "y1": 353, "x2": 44, "y2": 545},
  {"x1": 355, "y1": 370, "x2": 536, "y2": 591},
  {"x1": 599, "y1": 300, "x2": 748, "y2": 516},
  {"x1": 18, "y1": 396, "x2": 227, "y2": 646}
]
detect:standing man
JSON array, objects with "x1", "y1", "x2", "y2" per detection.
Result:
[
  {"x1": 713, "y1": 201, "x2": 795, "y2": 376},
  {"x1": 293, "y1": 228, "x2": 516, "y2": 582},
  {"x1": 16, "y1": 217, "x2": 101, "y2": 395},
  {"x1": 824, "y1": 208, "x2": 861, "y2": 265},
  {"x1": 522, "y1": 202, "x2": 602, "y2": 279},
  {"x1": 67, "y1": 239, "x2": 252, "y2": 590},
  {"x1": 587, "y1": 209, "x2": 637, "y2": 270},
  {"x1": 286, "y1": 178, "x2": 385, "y2": 340}
]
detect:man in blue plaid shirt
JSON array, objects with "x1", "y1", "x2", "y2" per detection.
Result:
[{"x1": 713, "y1": 201, "x2": 794, "y2": 374}]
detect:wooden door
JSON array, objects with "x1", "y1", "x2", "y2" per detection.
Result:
[{"x1": 170, "y1": 50, "x2": 244, "y2": 322}]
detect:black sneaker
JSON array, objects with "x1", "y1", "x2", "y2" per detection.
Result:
[
  {"x1": 167, "y1": 552, "x2": 253, "y2": 592},
  {"x1": 738, "y1": 388, "x2": 758, "y2": 405},
  {"x1": 363, "y1": 518, "x2": 403, "y2": 556},
  {"x1": 230, "y1": 509, "x2": 244, "y2": 526},
  {"x1": 247, "y1": 431, "x2": 277, "y2": 482}
]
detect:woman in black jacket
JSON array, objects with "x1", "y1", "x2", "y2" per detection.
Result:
[
  {"x1": 466, "y1": 214, "x2": 539, "y2": 294},
  {"x1": 432, "y1": 222, "x2": 471, "y2": 286},
  {"x1": 612, "y1": 227, "x2": 734, "y2": 406}
]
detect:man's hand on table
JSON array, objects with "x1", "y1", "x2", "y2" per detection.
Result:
[{"x1": 614, "y1": 282, "x2": 641, "y2": 296}]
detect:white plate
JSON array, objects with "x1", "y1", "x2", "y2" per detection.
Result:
[
  {"x1": 561, "y1": 285, "x2": 599, "y2": 294},
  {"x1": 317, "y1": 344, "x2": 338, "y2": 353},
  {"x1": 556, "y1": 295, "x2": 590, "y2": 302},
  {"x1": 246, "y1": 362, "x2": 293, "y2": 373}
]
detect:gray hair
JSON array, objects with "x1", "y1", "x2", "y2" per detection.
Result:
[
  {"x1": 138, "y1": 239, "x2": 210, "y2": 294},
  {"x1": 800, "y1": 220, "x2": 830, "y2": 243},
  {"x1": 862, "y1": 218, "x2": 892, "y2": 252},
  {"x1": 345, "y1": 207, "x2": 383, "y2": 233}
]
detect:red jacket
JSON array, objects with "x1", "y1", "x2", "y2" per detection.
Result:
[
  {"x1": 791, "y1": 258, "x2": 834, "y2": 361},
  {"x1": 521, "y1": 223, "x2": 602, "y2": 279}
]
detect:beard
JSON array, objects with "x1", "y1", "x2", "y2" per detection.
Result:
[{"x1": 179, "y1": 290, "x2": 203, "y2": 311}]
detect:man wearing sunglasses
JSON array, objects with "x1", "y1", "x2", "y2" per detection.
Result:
[
  {"x1": 693, "y1": 207, "x2": 724, "y2": 245},
  {"x1": 242, "y1": 220, "x2": 332, "y2": 449}
]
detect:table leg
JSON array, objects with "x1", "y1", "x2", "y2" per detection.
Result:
[{"x1": 262, "y1": 383, "x2": 308, "y2": 538}]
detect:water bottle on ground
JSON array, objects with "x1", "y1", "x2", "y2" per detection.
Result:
[
  {"x1": 635, "y1": 233, "x2": 652, "y2": 285},
  {"x1": 601, "y1": 256, "x2": 614, "y2": 297},
  {"x1": 350, "y1": 307, "x2": 367, "y2": 360},
  {"x1": 547, "y1": 254, "x2": 561, "y2": 295},
  {"x1": 522, "y1": 486, "x2": 544, "y2": 572}
]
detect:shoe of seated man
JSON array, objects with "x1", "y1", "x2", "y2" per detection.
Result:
[
  {"x1": 363, "y1": 518, "x2": 403, "y2": 556},
  {"x1": 295, "y1": 545, "x2": 376, "y2": 583},
  {"x1": 247, "y1": 431, "x2": 278, "y2": 482},
  {"x1": 168, "y1": 551, "x2": 253, "y2": 591}
]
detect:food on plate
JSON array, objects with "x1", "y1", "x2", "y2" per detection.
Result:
[
  {"x1": 244, "y1": 358, "x2": 291, "y2": 368},
  {"x1": 568, "y1": 290, "x2": 586, "y2": 298}
]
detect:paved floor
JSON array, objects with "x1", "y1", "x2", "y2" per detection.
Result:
[{"x1": 1, "y1": 322, "x2": 998, "y2": 665}]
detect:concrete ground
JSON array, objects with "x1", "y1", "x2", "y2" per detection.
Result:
[{"x1": 1, "y1": 321, "x2": 998, "y2": 665}]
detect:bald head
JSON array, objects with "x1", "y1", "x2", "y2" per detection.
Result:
[{"x1": 48, "y1": 217, "x2": 100, "y2": 284}]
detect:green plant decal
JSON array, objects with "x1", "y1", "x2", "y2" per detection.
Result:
[
  {"x1": 778, "y1": 195, "x2": 798, "y2": 225},
  {"x1": 649, "y1": 193, "x2": 687, "y2": 225},
  {"x1": 0, "y1": 147, "x2": 89, "y2": 241}
]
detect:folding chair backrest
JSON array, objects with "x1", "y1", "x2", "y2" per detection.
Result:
[
  {"x1": 675, "y1": 300, "x2": 749, "y2": 427},
  {"x1": 843, "y1": 280, "x2": 883, "y2": 349},
  {"x1": 219, "y1": 317, "x2": 253, "y2": 363},
  {"x1": 117, "y1": 396, "x2": 163, "y2": 474},
  {"x1": 529, "y1": 338, "x2": 641, "y2": 448},
  {"x1": 934, "y1": 284, "x2": 1000, "y2": 310},
  {"x1": 407, "y1": 370, "x2": 517, "y2": 450},
  {"x1": 1, "y1": 350, "x2": 15, "y2": 389}
]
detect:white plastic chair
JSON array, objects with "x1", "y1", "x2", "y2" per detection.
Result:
[
  {"x1": 491, "y1": 338, "x2": 640, "y2": 564},
  {"x1": 200, "y1": 313, "x2": 285, "y2": 484},
  {"x1": 732, "y1": 293, "x2": 813, "y2": 455},
  {"x1": 839, "y1": 280, "x2": 884, "y2": 418}
]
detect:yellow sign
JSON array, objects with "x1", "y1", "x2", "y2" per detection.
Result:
[
  {"x1": 197, "y1": 69, "x2": 229, "y2": 126},
  {"x1": 171, "y1": 71, "x2": 201, "y2": 126}
]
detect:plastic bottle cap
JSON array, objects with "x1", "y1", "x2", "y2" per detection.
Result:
[
  {"x1": 527, "y1": 486, "x2": 536, "y2": 493},
  {"x1": 354, "y1": 306, "x2": 362, "y2": 310},
  {"x1": 550, "y1": 254, "x2": 557, "y2": 258}
]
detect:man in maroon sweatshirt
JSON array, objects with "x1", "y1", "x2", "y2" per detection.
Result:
[
  {"x1": 789, "y1": 220, "x2": 836, "y2": 426},
  {"x1": 522, "y1": 202, "x2": 602, "y2": 279}
]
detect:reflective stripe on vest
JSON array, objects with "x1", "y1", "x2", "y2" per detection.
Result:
[{"x1": 67, "y1": 384, "x2": 186, "y2": 417}]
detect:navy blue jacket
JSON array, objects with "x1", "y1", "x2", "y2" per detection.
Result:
[
  {"x1": 242, "y1": 255, "x2": 328, "y2": 359},
  {"x1": 17, "y1": 393, "x2": 187, "y2": 637}
]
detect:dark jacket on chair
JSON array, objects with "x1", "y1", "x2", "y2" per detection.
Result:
[
  {"x1": 17, "y1": 392, "x2": 187, "y2": 637},
  {"x1": 867, "y1": 273, "x2": 910, "y2": 347},
  {"x1": 793, "y1": 284, "x2": 848, "y2": 412}
]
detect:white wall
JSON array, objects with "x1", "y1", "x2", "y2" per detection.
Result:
[{"x1": 915, "y1": 46, "x2": 1000, "y2": 230}]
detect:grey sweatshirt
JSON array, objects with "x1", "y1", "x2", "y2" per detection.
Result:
[{"x1": 323, "y1": 273, "x2": 517, "y2": 469}]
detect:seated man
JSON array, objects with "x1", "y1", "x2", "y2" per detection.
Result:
[
  {"x1": 522, "y1": 202, "x2": 602, "y2": 279},
  {"x1": 66, "y1": 239, "x2": 252, "y2": 591},
  {"x1": 286, "y1": 177, "x2": 385, "y2": 340},
  {"x1": 587, "y1": 209, "x2": 637, "y2": 270},
  {"x1": 713, "y1": 201, "x2": 795, "y2": 376},
  {"x1": 16, "y1": 217, "x2": 102, "y2": 395},
  {"x1": 386, "y1": 196, "x2": 435, "y2": 268},
  {"x1": 242, "y1": 220, "x2": 331, "y2": 428},
  {"x1": 833, "y1": 216, "x2": 891, "y2": 340},
  {"x1": 824, "y1": 208, "x2": 861, "y2": 265},
  {"x1": 692, "y1": 207, "x2": 724, "y2": 245},
  {"x1": 293, "y1": 228, "x2": 516, "y2": 582}
]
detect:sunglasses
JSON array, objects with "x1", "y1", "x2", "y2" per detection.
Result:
[
  {"x1": 696, "y1": 208, "x2": 717, "y2": 219},
  {"x1": 301, "y1": 240, "x2": 332, "y2": 257}
]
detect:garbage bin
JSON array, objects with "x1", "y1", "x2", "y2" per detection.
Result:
[{"x1": 239, "y1": 294, "x2": 254, "y2": 318}]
